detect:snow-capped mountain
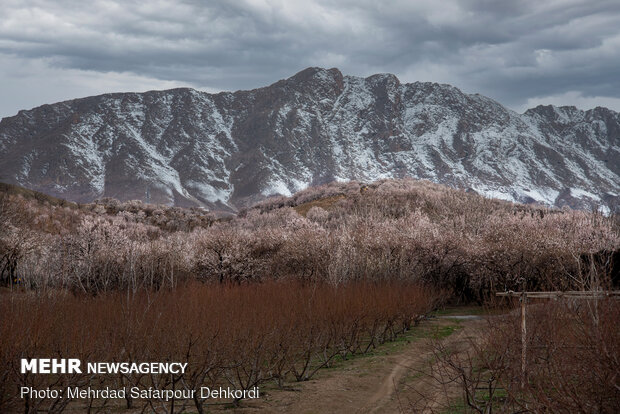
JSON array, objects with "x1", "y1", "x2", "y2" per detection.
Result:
[{"x1": 0, "y1": 67, "x2": 618, "y2": 212}]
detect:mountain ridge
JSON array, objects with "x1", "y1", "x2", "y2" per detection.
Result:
[{"x1": 1, "y1": 67, "x2": 618, "y2": 212}]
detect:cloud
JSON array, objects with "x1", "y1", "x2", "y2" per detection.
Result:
[
  {"x1": 1, "y1": 0, "x2": 619, "y2": 118},
  {"x1": 0, "y1": 53, "x2": 195, "y2": 118}
]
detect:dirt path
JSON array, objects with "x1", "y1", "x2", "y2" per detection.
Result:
[
  {"x1": 228, "y1": 310, "x2": 484, "y2": 414},
  {"x1": 364, "y1": 344, "x2": 430, "y2": 413},
  {"x1": 361, "y1": 316, "x2": 482, "y2": 414}
]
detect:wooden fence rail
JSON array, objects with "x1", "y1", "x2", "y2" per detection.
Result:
[{"x1": 496, "y1": 290, "x2": 620, "y2": 299}]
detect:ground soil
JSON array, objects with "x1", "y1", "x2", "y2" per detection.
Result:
[{"x1": 222, "y1": 308, "x2": 485, "y2": 414}]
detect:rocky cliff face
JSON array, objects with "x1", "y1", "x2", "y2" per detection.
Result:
[{"x1": 0, "y1": 67, "x2": 618, "y2": 211}]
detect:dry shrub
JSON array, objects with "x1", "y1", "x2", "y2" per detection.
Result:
[
  {"x1": 485, "y1": 298, "x2": 620, "y2": 413},
  {"x1": 408, "y1": 298, "x2": 620, "y2": 413}
]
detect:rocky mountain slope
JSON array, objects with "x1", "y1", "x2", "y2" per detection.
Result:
[{"x1": 0, "y1": 67, "x2": 618, "y2": 211}]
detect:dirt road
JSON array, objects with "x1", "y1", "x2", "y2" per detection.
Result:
[{"x1": 229, "y1": 309, "x2": 484, "y2": 414}]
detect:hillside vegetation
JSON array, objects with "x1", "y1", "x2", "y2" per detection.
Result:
[{"x1": 1, "y1": 178, "x2": 617, "y2": 298}]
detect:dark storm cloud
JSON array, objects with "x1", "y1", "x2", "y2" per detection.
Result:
[{"x1": 1, "y1": 0, "x2": 620, "y2": 117}]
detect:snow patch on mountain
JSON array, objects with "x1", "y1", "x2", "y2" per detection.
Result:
[{"x1": 0, "y1": 68, "x2": 618, "y2": 212}]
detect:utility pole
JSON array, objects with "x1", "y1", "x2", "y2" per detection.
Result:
[{"x1": 520, "y1": 291, "x2": 526, "y2": 389}]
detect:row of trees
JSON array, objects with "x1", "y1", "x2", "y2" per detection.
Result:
[
  {"x1": 2, "y1": 179, "x2": 618, "y2": 298},
  {"x1": 0, "y1": 281, "x2": 438, "y2": 413}
]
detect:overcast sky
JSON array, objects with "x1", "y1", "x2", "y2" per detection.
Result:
[{"x1": 1, "y1": 0, "x2": 619, "y2": 119}]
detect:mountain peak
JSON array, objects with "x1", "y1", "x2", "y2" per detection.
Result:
[
  {"x1": 365, "y1": 72, "x2": 400, "y2": 85},
  {"x1": 289, "y1": 67, "x2": 342, "y2": 82}
]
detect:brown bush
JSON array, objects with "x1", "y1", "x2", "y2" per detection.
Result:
[
  {"x1": 485, "y1": 298, "x2": 620, "y2": 413},
  {"x1": 408, "y1": 296, "x2": 619, "y2": 413}
]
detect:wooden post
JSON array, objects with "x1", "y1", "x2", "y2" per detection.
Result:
[
  {"x1": 495, "y1": 290, "x2": 620, "y2": 391},
  {"x1": 520, "y1": 291, "x2": 527, "y2": 389}
]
